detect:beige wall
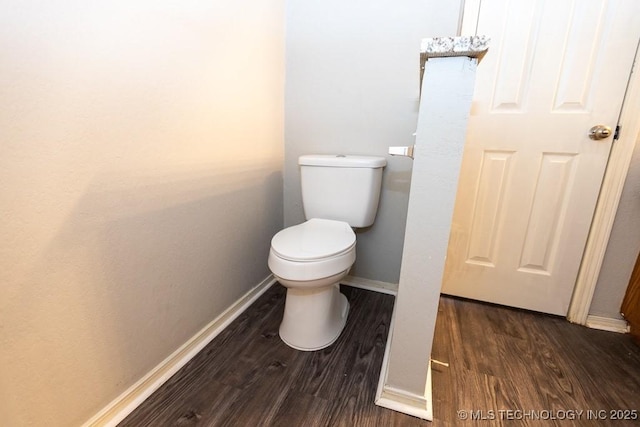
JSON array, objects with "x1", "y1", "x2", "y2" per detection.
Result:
[{"x1": 0, "y1": 1, "x2": 284, "y2": 426}]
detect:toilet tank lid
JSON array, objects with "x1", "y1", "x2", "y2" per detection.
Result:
[{"x1": 299, "y1": 154, "x2": 387, "y2": 168}]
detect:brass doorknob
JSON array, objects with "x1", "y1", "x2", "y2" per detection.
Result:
[{"x1": 588, "y1": 125, "x2": 612, "y2": 140}]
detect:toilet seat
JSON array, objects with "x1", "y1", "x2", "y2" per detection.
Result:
[
  {"x1": 270, "y1": 218, "x2": 355, "y2": 261},
  {"x1": 269, "y1": 219, "x2": 356, "y2": 282}
]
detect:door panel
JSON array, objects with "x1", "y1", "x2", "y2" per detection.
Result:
[{"x1": 443, "y1": 0, "x2": 640, "y2": 315}]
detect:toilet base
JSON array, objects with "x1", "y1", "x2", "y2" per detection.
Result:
[{"x1": 279, "y1": 284, "x2": 349, "y2": 351}]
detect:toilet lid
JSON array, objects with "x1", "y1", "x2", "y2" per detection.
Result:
[{"x1": 271, "y1": 218, "x2": 356, "y2": 261}]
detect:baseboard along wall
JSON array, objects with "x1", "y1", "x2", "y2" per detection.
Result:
[
  {"x1": 83, "y1": 275, "x2": 277, "y2": 427},
  {"x1": 342, "y1": 275, "x2": 398, "y2": 295},
  {"x1": 585, "y1": 315, "x2": 630, "y2": 334}
]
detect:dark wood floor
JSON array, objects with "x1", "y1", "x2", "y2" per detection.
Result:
[
  {"x1": 120, "y1": 285, "x2": 640, "y2": 427},
  {"x1": 432, "y1": 296, "x2": 640, "y2": 427}
]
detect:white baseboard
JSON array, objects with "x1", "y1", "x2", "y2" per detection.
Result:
[
  {"x1": 342, "y1": 275, "x2": 398, "y2": 295},
  {"x1": 374, "y1": 298, "x2": 433, "y2": 421},
  {"x1": 83, "y1": 275, "x2": 277, "y2": 427},
  {"x1": 585, "y1": 315, "x2": 630, "y2": 334},
  {"x1": 376, "y1": 368, "x2": 433, "y2": 421}
]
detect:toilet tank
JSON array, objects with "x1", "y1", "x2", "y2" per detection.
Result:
[{"x1": 299, "y1": 154, "x2": 387, "y2": 228}]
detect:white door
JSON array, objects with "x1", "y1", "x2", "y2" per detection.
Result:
[{"x1": 442, "y1": 0, "x2": 640, "y2": 315}]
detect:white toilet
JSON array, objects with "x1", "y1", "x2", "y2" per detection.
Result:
[{"x1": 268, "y1": 154, "x2": 386, "y2": 351}]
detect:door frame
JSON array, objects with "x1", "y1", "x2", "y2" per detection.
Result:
[{"x1": 460, "y1": 0, "x2": 640, "y2": 324}]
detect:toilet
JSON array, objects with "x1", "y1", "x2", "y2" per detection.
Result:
[{"x1": 268, "y1": 154, "x2": 386, "y2": 351}]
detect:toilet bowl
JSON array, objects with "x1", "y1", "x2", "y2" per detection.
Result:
[{"x1": 268, "y1": 218, "x2": 355, "y2": 351}]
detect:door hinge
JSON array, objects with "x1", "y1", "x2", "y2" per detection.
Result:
[{"x1": 614, "y1": 125, "x2": 621, "y2": 141}]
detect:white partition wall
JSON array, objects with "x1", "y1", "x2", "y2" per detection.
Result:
[{"x1": 376, "y1": 38, "x2": 487, "y2": 419}]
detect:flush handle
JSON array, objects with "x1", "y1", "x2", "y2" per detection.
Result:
[
  {"x1": 588, "y1": 125, "x2": 612, "y2": 141},
  {"x1": 389, "y1": 145, "x2": 414, "y2": 159}
]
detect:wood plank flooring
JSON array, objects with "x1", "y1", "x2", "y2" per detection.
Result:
[
  {"x1": 432, "y1": 296, "x2": 640, "y2": 427},
  {"x1": 120, "y1": 285, "x2": 640, "y2": 427}
]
